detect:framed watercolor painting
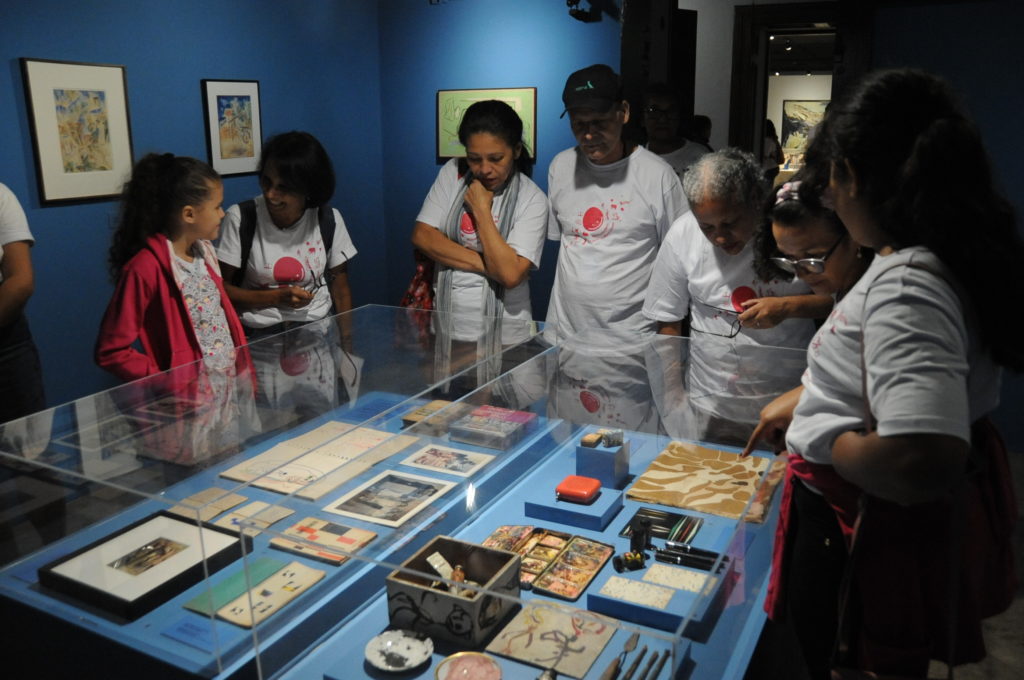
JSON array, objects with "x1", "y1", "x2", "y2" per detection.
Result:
[
  {"x1": 437, "y1": 87, "x2": 536, "y2": 159},
  {"x1": 201, "y1": 79, "x2": 262, "y2": 176},
  {"x1": 20, "y1": 58, "x2": 134, "y2": 205},
  {"x1": 780, "y1": 99, "x2": 829, "y2": 162}
]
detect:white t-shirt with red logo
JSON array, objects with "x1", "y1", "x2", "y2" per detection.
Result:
[
  {"x1": 544, "y1": 146, "x2": 687, "y2": 342},
  {"x1": 643, "y1": 210, "x2": 816, "y2": 347},
  {"x1": 217, "y1": 195, "x2": 357, "y2": 329},
  {"x1": 416, "y1": 159, "x2": 548, "y2": 343}
]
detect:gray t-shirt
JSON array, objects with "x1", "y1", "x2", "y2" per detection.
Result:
[{"x1": 787, "y1": 247, "x2": 1001, "y2": 466}]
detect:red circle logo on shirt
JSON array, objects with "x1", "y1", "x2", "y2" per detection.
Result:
[
  {"x1": 579, "y1": 390, "x2": 601, "y2": 413},
  {"x1": 582, "y1": 207, "x2": 605, "y2": 231},
  {"x1": 731, "y1": 286, "x2": 757, "y2": 312},
  {"x1": 273, "y1": 256, "x2": 305, "y2": 283},
  {"x1": 460, "y1": 212, "x2": 476, "y2": 234},
  {"x1": 279, "y1": 351, "x2": 310, "y2": 376}
]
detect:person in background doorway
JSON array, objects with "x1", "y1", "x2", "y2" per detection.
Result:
[
  {"x1": 642, "y1": 82, "x2": 708, "y2": 180},
  {"x1": 689, "y1": 114, "x2": 714, "y2": 152},
  {"x1": 763, "y1": 119, "x2": 785, "y2": 184}
]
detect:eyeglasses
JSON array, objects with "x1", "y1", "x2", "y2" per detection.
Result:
[
  {"x1": 304, "y1": 270, "x2": 338, "y2": 294},
  {"x1": 690, "y1": 302, "x2": 742, "y2": 338},
  {"x1": 770, "y1": 234, "x2": 845, "y2": 276}
]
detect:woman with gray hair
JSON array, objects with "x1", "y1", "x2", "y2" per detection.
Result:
[{"x1": 643, "y1": 148, "x2": 830, "y2": 340}]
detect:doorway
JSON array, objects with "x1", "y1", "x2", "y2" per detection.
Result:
[{"x1": 729, "y1": 2, "x2": 872, "y2": 170}]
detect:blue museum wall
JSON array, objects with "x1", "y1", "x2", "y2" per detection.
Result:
[
  {"x1": 376, "y1": 0, "x2": 623, "y2": 313},
  {"x1": 872, "y1": 0, "x2": 1024, "y2": 447},
  {"x1": 1, "y1": 0, "x2": 385, "y2": 407}
]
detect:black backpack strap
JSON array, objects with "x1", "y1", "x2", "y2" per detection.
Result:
[
  {"x1": 234, "y1": 199, "x2": 258, "y2": 286},
  {"x1": 317, "y1": 204, "x2": 336, "y2": 259}
]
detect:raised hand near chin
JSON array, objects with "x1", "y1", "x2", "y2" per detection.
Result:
[{"x1": 463, "y1": 179, "x2": 494, "y2": 217}]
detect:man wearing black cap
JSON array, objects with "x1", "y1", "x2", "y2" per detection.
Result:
[{"x1": 544, "y1": 64, "x2": 688, "y2": 342}]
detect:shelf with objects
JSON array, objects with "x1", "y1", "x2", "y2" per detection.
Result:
[
  {"x1": 244, "y1": 327, "x2": 807, "y2": 680},
  {"x1": 0, "y1": 305, "x2": 546, "y2": 680}
]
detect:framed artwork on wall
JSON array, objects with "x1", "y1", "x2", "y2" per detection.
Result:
[
  {"x1": 201, "y1": 79, "x2": 262, "y2": 176},
  {"x1": 20, "y1": 58, "x2": 134, "y2": 205},
  {"x1": 436, "y1": 87, "x2": 537, "y2": 160},
  {"x1": 780, "y1": 99, "x2": 829, "y2": 165}
]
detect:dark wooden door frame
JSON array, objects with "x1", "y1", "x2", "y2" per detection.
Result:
[{"x1": 728, "y1": 1, "x2": 873, "y2": 153}]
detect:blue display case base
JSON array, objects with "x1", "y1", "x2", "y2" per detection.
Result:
[{"x1": 523, "y1": 484, "x2": 624, "y2": 532}]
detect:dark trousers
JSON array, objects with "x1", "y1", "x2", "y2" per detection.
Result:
[
  {"x1": 787, "y1": 479, "x2": 848, "y2": 680},
  {"x1": 0, "y1": 314, "x2": 45, "y2": 422}
]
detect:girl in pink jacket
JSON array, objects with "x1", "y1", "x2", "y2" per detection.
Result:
[{"x1": 96, "y1": 154, "x2": 247, "y2": 382}]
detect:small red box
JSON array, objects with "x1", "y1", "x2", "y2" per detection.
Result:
[{"x1": 555, "y1": 475, "x2": 601, "y2": 505}]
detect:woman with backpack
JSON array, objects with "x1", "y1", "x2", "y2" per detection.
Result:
[{"x1": 217, "y1": 131, "x2": 357, "y2": 338}]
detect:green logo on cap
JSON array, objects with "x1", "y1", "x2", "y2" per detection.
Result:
[{"x1": 575, "y1": 80, "x2": 595, "y2": 92}]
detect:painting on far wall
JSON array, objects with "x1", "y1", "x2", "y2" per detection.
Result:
[
  {"x1": 436, "y1": 87, "x2": 536, "y2": 160},
  {"x1": 780, "y1": 99, "x2": 828, "y2": 166},
  {"x1": 201, "y1": 79, "x2": 262, "y2": 176}
]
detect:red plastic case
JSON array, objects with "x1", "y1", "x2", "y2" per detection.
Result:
[{"x1": 555, "y1": 475, "x2": 601, "y2": 504}]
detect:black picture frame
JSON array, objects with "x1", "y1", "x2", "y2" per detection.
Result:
[
  {"x1": 37, "y1": 510, "x2": 250, "y2": 621},
  {"x1": 20, "y1": 57, "x2": 135, "y2": 205},
  {"x1": 201, "y1": 79, "x2": 262, "y2": 176}
]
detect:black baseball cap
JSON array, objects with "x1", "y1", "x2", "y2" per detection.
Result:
[{"x1": 561, "y1": 64, "x2": 622, "y2": 118}]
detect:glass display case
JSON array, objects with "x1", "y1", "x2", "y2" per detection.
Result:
[{"x1": 0, "y1": 307, "x2": 807, "y2": 680}]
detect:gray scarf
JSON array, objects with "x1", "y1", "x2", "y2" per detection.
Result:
[{"x1": 433, "y1": 170, "x2": 521, "y2": 386}]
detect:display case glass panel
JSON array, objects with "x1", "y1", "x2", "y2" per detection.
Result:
[{"x1": 0, "y1": 305, "x2": 541, "y2": 678}]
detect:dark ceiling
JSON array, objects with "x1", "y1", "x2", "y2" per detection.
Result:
[{"x1": 768, "y1": 31, "x2": 836, "y2": 75}]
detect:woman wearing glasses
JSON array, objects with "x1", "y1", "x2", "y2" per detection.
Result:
[
  {"x1": 217, "y1": 131, "x2": 357, "y2": 339},
  {"x1": 643, "y1": 148, "x2": 830, "y2": 344},
  {"x1": 643, "y1": 149, "x2": 830, "y2": 447},
  {"x1": 753, "y1": 175, "x2": 871, "y2": 301},
  {"x1": 744, "y1": 70, "x2": 1021, "y2": 679}
]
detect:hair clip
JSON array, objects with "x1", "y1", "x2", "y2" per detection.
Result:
[{"x1": 775, "y1": 180, "x2": 801, "y2": 205}]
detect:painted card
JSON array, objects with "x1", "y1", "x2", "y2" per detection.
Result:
[
  {"x1": 399, "y1": 444, "x2": 493, "y2": 477},
  {"x1": 486, "y1": 603, "x2": 615, "y2": 679},
  {"x1": 268, "y1": 516, "x2": 376, "y2": 565},
  {"x1": 216, "y1": 560, "x2": 324, "y2": 628}
]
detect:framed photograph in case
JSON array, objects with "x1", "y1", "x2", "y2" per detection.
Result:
[
  {"x1": 38, "y1": 511, "x2": 250, "y2": 620},
  {"x1": 20, "y1": 58, "x2": 134, "y2": 204},
  {"x1": 323, "y1": 470, "x2": 455, "y2": 528},
  {"x1": 201, "y1": 79, "x2": 262, "y2": 176}
]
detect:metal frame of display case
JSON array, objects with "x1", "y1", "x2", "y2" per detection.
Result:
[{"x1": 0, "y1": 308, "x2": 806, "y2": 680}]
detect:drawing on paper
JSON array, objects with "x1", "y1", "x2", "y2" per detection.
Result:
[
  {"x1": 216, "y1": 95, "x2": 254, "y2": 159},
  {"x1": 486, "y1": 604, "x2": 614, "y2": 679},
  {"x1": 54, "y1": 88, "x2": 113, "y2": 173}
]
